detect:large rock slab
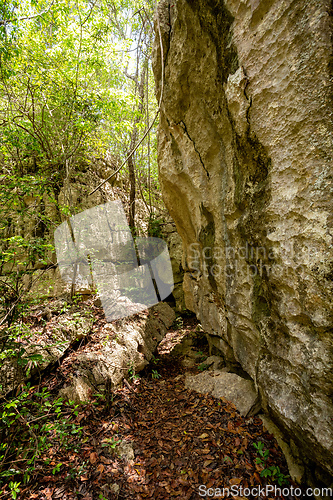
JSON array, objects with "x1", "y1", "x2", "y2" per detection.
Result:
[
  {"x1": 185, "y1": 370, "x2": 260, "y2": 417},
  {"x1": 0, "y1": 307, "x2": 94, "y2": 395},
  {"x1": 153, "y1": 0, "x2": 333, "y2": 485},
  {"x1": 59, "y1": 302, "x2": 175, "y2": 403}
]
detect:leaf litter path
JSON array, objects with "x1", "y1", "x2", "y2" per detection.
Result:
[{"x1": 13, "y1": 317, "x2": 306, "y2": 500}]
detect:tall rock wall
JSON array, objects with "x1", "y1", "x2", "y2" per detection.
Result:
[{"x1": 153, "y1": 0, "x2": 333, "y2": 485}]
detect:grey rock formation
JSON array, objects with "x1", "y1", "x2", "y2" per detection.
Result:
[
  {"x1": 59, "y1": 302, "x2": 175, "y2": 403},
  {"x1": 204, "y1": 355, "x2": 225, "y2": 371},
  {"x1": 185, "y1": 370, "x2": 260, "y2": 416},
  {"x1": 153, "y1": 0, "x2": 333, "y2": 484},
  {"x1": 0, "y1": 308, "x2": 94, "y2": 395}
]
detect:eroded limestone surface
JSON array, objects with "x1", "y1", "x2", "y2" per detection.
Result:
[{"x1": 153, "y1": 0, "x2": 333, "y2": 484}]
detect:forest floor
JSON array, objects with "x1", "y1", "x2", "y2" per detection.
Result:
[{"x1": 0, "y1": 309, "x2": 309, "y2": 500}]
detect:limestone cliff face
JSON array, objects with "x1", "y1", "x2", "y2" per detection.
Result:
[{"x1": 153, "y1": 0, "x2": 333, "y2": 483}]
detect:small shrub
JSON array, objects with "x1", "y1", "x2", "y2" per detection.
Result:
[
  {"x1": 0, "y1": 385, "x2": 83, "y2": 489},
  {"x1": 253, "y1": 442, "x2": 290, "y2": 486},
  {"x1": 151, "y1": 369, "x2": 161, "y2": 380},
  {"x1": 147, "y1": 214, "x2": 163, "y2": 238}
]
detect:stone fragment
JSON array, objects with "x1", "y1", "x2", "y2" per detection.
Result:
[
  {"x1": 59, "y1": 376, "x2": 93, "y2": 405},
  {"x1": 204, "y1": 355, "x2": 225, "y2": 370},
  {"x1": 185, "y1": 371, "x2": 214, "y2": 396},
  {"x1": 117, "y1": 440, "x2": 135, "y2": 462},
  {"x1": 185, "y1": 371, "x2": 260, "y2": 417}
]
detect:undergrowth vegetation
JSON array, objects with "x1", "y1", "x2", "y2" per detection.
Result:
[{"x1": 0, "y1": 385, "x2": 83, "y2": 496}]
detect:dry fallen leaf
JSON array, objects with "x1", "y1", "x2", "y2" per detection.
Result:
[
  {"x1": 229, "y1": 477, "x2": 242, "y2": 485},
  {"x1": 203, "y1": 460, "x2": 214, "y2": 467},
  {"x1": 42, "y1": 487, "x2": 54, "y2": 500},
  {"x1": 199, "y1": 433, "x2": 209, "y2": 439},
  {"x1": 89, "y1": 451, "x2": 98, "y2": 464},
  {"x1": 97, "y1": 463, "x2": 104, "y2": 473}
]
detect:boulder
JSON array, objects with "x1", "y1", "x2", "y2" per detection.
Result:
[
  {"x1": 204, "y1": 355, "x2": 225, "y2": 371},
  {"x1": 185, "y1": 370, "x2": 260, "y2": 417},
  {"x1": 0, "y1": 308, "x2": 94, "y2": 396},
  {"x1": 58, "y1": 303, "x2": 175, "y2": 403}
]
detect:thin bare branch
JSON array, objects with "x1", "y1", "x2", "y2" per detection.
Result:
[
  {"x1": 0, "y1": 1, "x2": 55, "y2": 26},
  {"x1": 89, "y1": 14, "x2": 165, "y2": 196}
]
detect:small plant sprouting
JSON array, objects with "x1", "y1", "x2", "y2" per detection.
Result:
[
  {"x1": 198, "y1": 363, "x2": 209, "y2": 371},
  {"x1": 253, "y1": 441, "x2": 269, "y2": 464},
  {"x1": 102, "y1": 436, "x2": 121, "y2": 453},
  {"x1": 253, "y1": 442, "x2": 290, "y2": 486},
  {"x1": 52, "y1": 463, "x2": 62, "y2": 475},
  {"x1": 0, "y1": 386, "x2": 84, "y2": 488},
  {"x1": 8, "y1": 481, "x2": 21, "y2": 500},
  {"x1": 102, "y1": 334, "x2": 110, "y2": 347},
  {"x1": 152, "y1": 369, "x2": 161, "y2": 380},
  {"x1": 151, "y1": 354, "x2": 160, "y2": 365},
  {"x1": 128, "y1": 363, "x2": 139, "y2": 381}
]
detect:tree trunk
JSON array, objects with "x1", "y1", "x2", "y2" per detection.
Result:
[
  {"x1": 128, "y1": 147, "x2": 136, "y2": 234},
  {"x1": 128, "y1": 63, "x2": 147, "y2": 236}
]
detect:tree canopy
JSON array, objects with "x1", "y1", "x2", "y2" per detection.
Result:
[
  {"x1": 0, "y1": 0, "x2": 160, "y2": 326},
  {"x1": 0, "y1": 0, "x2": 158, "y2": 182}
]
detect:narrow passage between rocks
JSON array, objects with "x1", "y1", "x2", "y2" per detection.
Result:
[{"x1": 7, "y1": 315, "x2": 310, "y2": 500}]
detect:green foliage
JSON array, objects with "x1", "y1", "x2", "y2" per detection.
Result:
[
  {"x1": 0, "y1": 0, "x2": 159, "y2": 187},
  {"x1": 151, "y1": 369, "x2": 161, "y2": 380},
  {"x1": 260, "y1": 465, "x2": 290, "y2": 485},
  {"x1": 0, "y1": 0, "x2": 161, "y2": 493},
  {"x1": 151, "y1": 354, "x2": 160, "y2": 365},
  {"x1": 101, "y1": 436, "x2": 121, "y2": 452},
  {"x1": 198, "y1": 363, "x2": 209, "y2": 371},
  {"x1": 52, "y1": 462, "x2": 62, "y2": 475},
  {"x1": 0, "y1": 0, "x2": 160, "y2": 330},
  {"x1": 128, "y1": 362, "x2": 139, "y2": 381},
  {"x1": 0, "y1": 384, "x2": 83, "y2": 488},
  {"x1": 0, "y1": 1, "x2": 137, "y2": 171},
  {"x1": 253, "y1": 442, "x2": 290, "y2": 486},
  {"x1": 0, "y1": 323, "x2": 45, "y2": 382},
  {"x1": 253, "y1": 440, "x2": 269, "y2": 462},
  {"x1": 174, "y1": 316, "x2": 184, "y2": 329},
  {"x1": 8, "y1": 481, "x2": 21, "y2": 500},
  {"x1": 147, "y1": 214, "x2": 163, "y2": 238},
  {"x1": 0, "y1": 172, "x2": 57, "y2": 326}
]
